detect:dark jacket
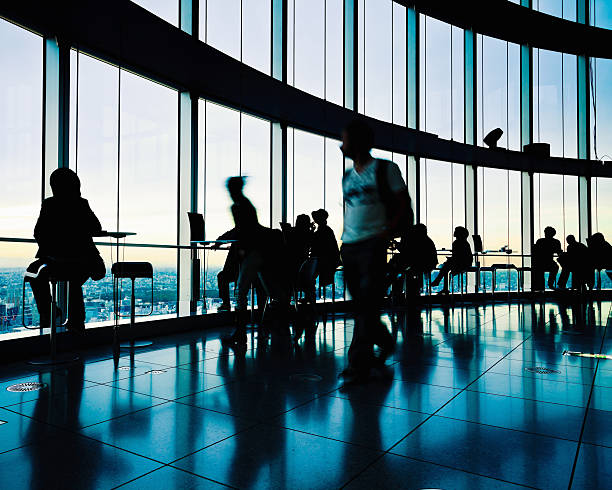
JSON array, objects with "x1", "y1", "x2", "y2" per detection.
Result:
[
  {"x1": 451, "y1": 239, "x2": 472, "y2": 270},
  {"x1": 533, "y1": 237, "x2": 562, "y2": 266},
  {"x1": 311, "y1": 224, "x2": 340, "y2": 285},
  {"x1": 34, "y1": 196, "x2": 102, "y2": 260},
  {"x1": 231, "y1": 196, "x2": 261, "y2": 253}
]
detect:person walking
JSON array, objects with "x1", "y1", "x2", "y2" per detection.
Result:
[{"x1": 339, "y1": 120, "x2": 411, "y2": 383}]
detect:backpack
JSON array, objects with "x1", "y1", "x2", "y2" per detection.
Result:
[{"x1": 375, "y1": 159, "x2": 414, "y2": 239}]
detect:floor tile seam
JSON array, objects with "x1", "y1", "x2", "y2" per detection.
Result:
[
  {"x1": 463, "y1": 386, "x2": 594, "y2": 410},
  {"x1": 165, "y1": 420, "x2": 264, "y2": 468},
  {"x1": 0, "y1": 380, "x2": 127, "y2": 409},
  {"x1": 379, "y1": 332, "x2": 536, "y2": 457},
  {"x1": 486, "y1": 370, "x2": 608, "y2": 389},
  {"x1": 102, "y1": 377, "x2": 233, "y2": 400},
  {"x1": 389, "y1": 376, "x2": 481, "y2": 390},
  {"x1": 322, "y1": 392, "x2": 447, "y2": 417},
  {"x1": 171, "y1": 396, "x2": 278, "y2": 421},
  {"x1": 431, "y1": 412, "x2": 585, "y2": 444},
  {"x1": 0, "y1": 395, "x2": 171, "y2": 434},
  {"x1": 114, "y1": 465, "x2": 239, "y2": 490},
  {"x1": 568, "y1": 311, "x2": 610, "y2": 489},
  {"x1": 371, "y1": 452, "x2": 540, "y2": 489},
  {"x1": 258, "y1": 420, "x2": 391, "y2": 453},
  {"x1": 0, "y1": 411, "x2": 171, "y2": 467}
]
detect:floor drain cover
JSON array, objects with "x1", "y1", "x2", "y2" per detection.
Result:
[
  {"x1": 524, "y1": 367, "x2": 561, "y2": 375},
  {"x1": 290, "y1": 374, "x2": 322, "y2": 382},
  {"x1": 117, "y1": 366, "x2": 131, "y2": 371},
  {"x1": 145, "y1": 369, "x2": 166, "y2": 375},
  {"x1": 6, "y1": 382, "x2": 47, "y2": 392}
]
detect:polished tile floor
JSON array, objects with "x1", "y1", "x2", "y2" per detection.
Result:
[{"x1": 0, "y1": 300, "x2": 610, "y2": 489}]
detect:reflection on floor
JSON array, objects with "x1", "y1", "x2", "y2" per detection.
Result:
[{"x1": 0, "y1": 300, "x2": 610, "y2": 489}]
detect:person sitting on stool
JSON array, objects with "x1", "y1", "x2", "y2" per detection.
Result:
[
  {"x1": 532, "y1": 226, "x2": 562, "y2": 290},
  {"x1": 587, "y1": 232, "x2": 612, "y2": 285},
  {"x1": 216, "y1": 228, "x2": 239, "y2": 312},
  {"x1": 558, "y1": 235, "x2": 590, "y2": 290},
  {"x1": 387, "y1": 223, "x2": 438, "y2": 299},
  {"x1": 305, "y1": 209, "x2": 340, "y2": 303},
  {"x1": 430, "y1": 226, "x2": 472, "y2": 294},
  {"x1": 27, "y1": 168, "x2": 106, "y2": 334}
]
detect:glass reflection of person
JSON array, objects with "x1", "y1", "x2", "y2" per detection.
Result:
[{"x1": 27, "y1": 168, "x2": 106, "y2": 334}]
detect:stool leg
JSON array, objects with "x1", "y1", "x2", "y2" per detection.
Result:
[{"x1": 50, "y1": 281, "x2": 57, "y2": 360}]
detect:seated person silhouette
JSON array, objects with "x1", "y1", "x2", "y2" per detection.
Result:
[
  {"x1": 387, "y1": 223, "x2": 438, "y2": 298},
  {"x1": 587, "y1": 232, "x2": 612, "y2": 274},
  {"x1": 304, "y1": 209, "x2": 340, "y2": 303},
  {"x1": 558, "y1": 235, "x2": 590, "y2": 290},
  {"x1": 430, "y1": 226, "x2": 472, "y2": 294},
  {"x1": 222, "y1": 177, "x2": 288, "y2": 351},
  {"x1": 27, "y1": 168, "x2": 105, "y2": 333},
  {"x1": 532, "y1": 226, "x2": 562, "y2": 290},
  {"x1": 216, "y1": 228, "x2": 239, "y2": 312},
  {"x1": 285, "y1": 214, "x2": 314, "y2": 291},
  {"x1": 216, "y1": 227, "x2": 268, "y2": 312}
]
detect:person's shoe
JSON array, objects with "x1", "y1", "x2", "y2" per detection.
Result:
[
  {"x1": 437, "y1": 289, "x2": 450, "y2": 295},
  {"x1": 217, "y1": 303, "x2": 232, "y2": 312}
]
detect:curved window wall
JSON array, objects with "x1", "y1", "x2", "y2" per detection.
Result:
[{"x1": 1, "y1": 1, "x2": 612, "y2": 337}]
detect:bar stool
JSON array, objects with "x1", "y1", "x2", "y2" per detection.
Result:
[
  {"x1": 112, "y1": 262, "x2": 154, "y2": 350},
  {"x1": 491, "y1": 263, "x2": 518, "y2": 293},
  {"x1": 25, "y1": 259, "x2": 80, "y2": 365}
]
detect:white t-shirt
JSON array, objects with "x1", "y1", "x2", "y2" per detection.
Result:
[{"x1": 342, "y1": 158, "x2": 407, "y2": 244}]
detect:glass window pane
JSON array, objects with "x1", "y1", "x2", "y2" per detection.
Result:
[
  {"x1": 71, "y1": 53, "x2": 119, "y2": 235},
  {"x1": 324, "y1": 138, "x2": 344, "y2": 239},
  {"x1": 533, "y1": 48, "x2": 577, "y2": 158},
  {"x1": 420, "y1": 160, "x2": 464, "y2": 250},
  {"x1": 533, "y1": 173, "x2": 579, "y2": 245},
  {"x1": 119, "y1": 71, "x2": 178, "y2": 245},
  {"x1": 478, "y1": 35, "x2": 521, "y2": 150},
  {"x1": 0, "y1": 20, "x2": 42, "y2": 239},
  {"x1": 241, "y1": 113, "x2": 271, "y2": 226},
  {"x1": 131, "y1": 0, "x2": 178, "y2": 25},
  {"x1": 242, "y1": 0, "x2": 272, "y2": 74},
  {"x1": 204, "y1": 0, "x2": 241, "y2": 60},
  {"x1": 203, "y1": 101, "x2": 240, "y2": 245},
  {"x1": 288, "y1": 128, "x2": 325, "y2": 224}
]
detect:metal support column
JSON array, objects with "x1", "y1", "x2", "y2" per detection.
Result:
[
  {"x1": 179, "y1": 0, "x2": 199, "y2": 316},
  {"x1": 464, "y1": 29, "x2": 477, "y2": 239},
  {"x1": 520, "y1": 0, "x2": 534, "y2": 289},
  {"x1": 407, "y1": 3, "x2": 420, "y2": 221},
  {"x1": 344, "y1": 0, "x2": 358, "y2": 113},
  {"x1": 272, "y1": 0, "x2": 288, "y2": 225},
  {"x1": 577, "y1": 0, "x2": 591, "y2": 242}
]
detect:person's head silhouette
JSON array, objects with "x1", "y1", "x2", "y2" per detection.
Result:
[
  {"x1": 227, "y1": 176, "x2": 245, "y2": 202},
  {"x1": 311, "y1": 209, "x2": 328, "y2": 226},
  {"x1": 341, "y1": 119, "x2": 374, "y2": 161},
  {"x1": 544, "y1": 226, "x2": 556, "y2": 238},
  {"x1": 413, "y1": 223, "x2": 428, "y2": 236},
  {"x1": 50, "y1": 168, "x2": 81, "y2": 199},
  {"x1": 567, "y1": 234, "x2": 577, "y2": 245},
  {"x1": 454, "y1": 226, "x2": 469, "y2": 241},
  {"x1": 295, "y1": 214, "x2": 311, "y2": 232}
]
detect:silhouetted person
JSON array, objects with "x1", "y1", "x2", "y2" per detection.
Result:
[
  {"x1": 309, "y1": 209, "x2": 340, "y2": 299},
  {"x1": 339, "y1": 120, "x2": 409, "y2": 384},
  {"x1": 532, "y1": 226, "x2": 562, "y2": 290},
  {"x1": 430, "y1": 226, "x2": 472, "y2": 294},
  {"x1": 216, "y1": 228, "x2": 239, "y2": 311},
  {"x1": 587, "y1": 232, "x2": 612, "y2": 274},
  {"x1": 222, "y1": 177, "x2": 288, "y2": 350},
  {"x1": 27, "y1": 168, "x2": 105, "y2": 333},
  {"x1": 387, "y1": 223, "x2": 438, "y2": 298},
  {"x1": 558, "y1": 235, "x2": 590, "y2": 290}
]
